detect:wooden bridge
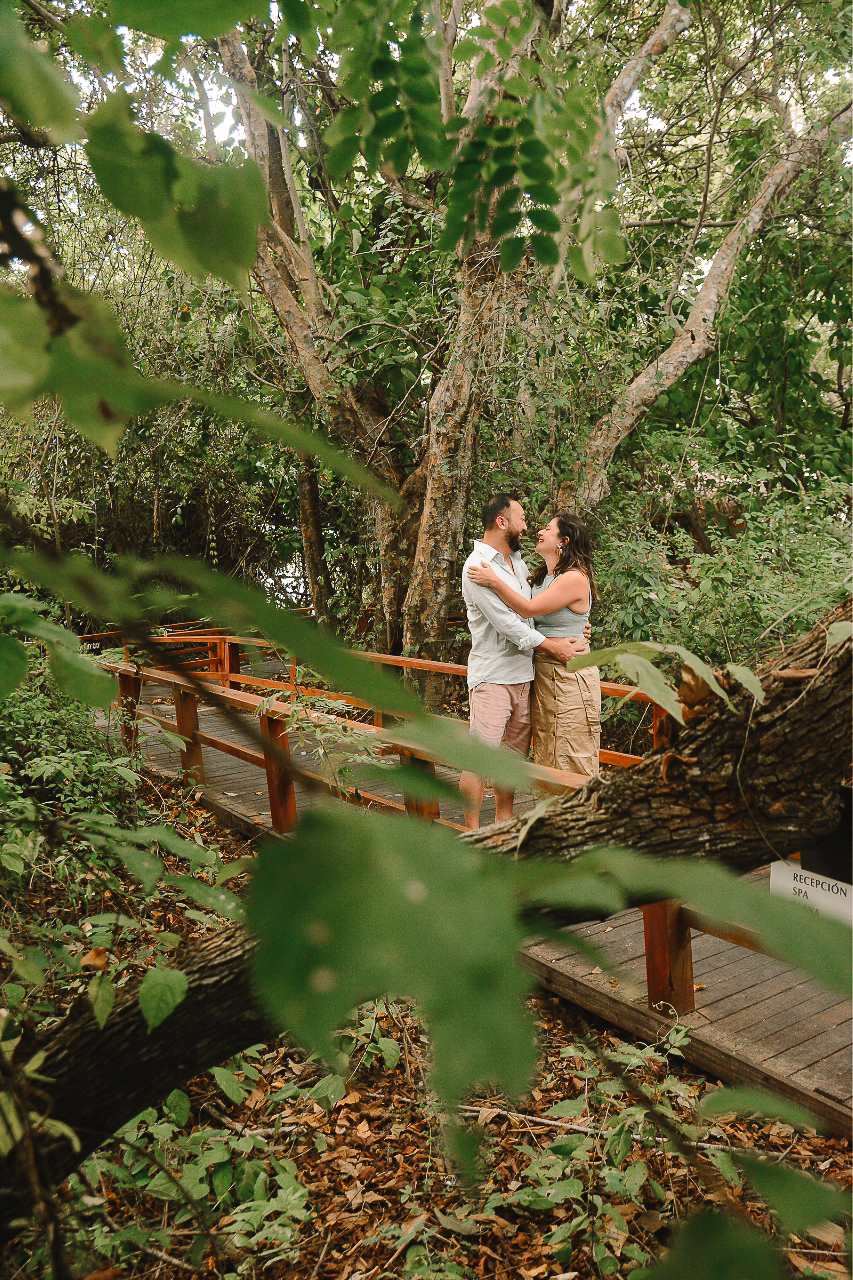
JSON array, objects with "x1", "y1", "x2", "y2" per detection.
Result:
[{"x1": 94, "y1": 626, "x2": 852, "y2": 1135}]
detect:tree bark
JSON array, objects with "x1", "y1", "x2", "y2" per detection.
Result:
[
  {"x1": 2, "y1": 604, "x2": 849, "y2": 1233},
  {"x1": 563, "y1": 102, "x2": 853, "y2": 512},
  {"x1": 296, "y1": 459, "x2": 333, "y2": 627},
  {"x1": 401, "y1": 243, "x2": 501, "y2": 660},
  {"x1": 0, "y1": 928, "x2": 268, "y2": 1236},
  {"x1": 601, "y1": 2, "x2": 693, "y2": 137}
]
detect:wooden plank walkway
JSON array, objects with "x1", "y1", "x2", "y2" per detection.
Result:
[
  {"x1": 522, "y1": 886, "x2": 852, "y2": 1136},
  {"x1": 126, "y1": 682, "x2": 852, "y2": 1137},
  {"x1": 132, "y1": 678, "x2": 539, "y2": 830}
]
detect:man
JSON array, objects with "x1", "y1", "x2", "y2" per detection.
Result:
[{"x1": 459, "y1": 493, "x2": 589, "y2": 830}]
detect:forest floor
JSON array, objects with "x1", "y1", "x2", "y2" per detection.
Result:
[{"x1": 3, "y1": 776, "x2": 850, "y2": 1280}]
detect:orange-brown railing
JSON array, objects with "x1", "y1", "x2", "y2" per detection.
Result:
[{"x1": 102, "y1": 630, "x2": 720, "y2": 1017}]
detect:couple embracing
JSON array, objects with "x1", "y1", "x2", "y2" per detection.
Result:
[{"x1": 458, "y1": 492, "x2": 600, "y2": 831}]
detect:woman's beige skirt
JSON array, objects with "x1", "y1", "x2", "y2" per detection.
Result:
[{"x1": 532, "y1": 651, "x2": 601, "y2": 779}]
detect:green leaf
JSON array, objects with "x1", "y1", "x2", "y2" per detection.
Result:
[
  {"x1": 192, "y1": 390, "x2": 403, "y2": 507},
  {"x1": 0, "y1": 292, "x2": 51, "y2": 412},
  {"x1": 215, "y1": 855, "x2": 257, "y2": 886},
  {"x1": 45, "y1": 283, "x2": 164, "y2": 453},
  {"x1": 65, "y1": 15, "x2": 126, "y2": 75},
  {"x1": 726, "y1": 663, "x2": 765, "y2": 703},
  {"x1": 166, "y1": 1088, "x2": 191, "y2": 1127},
  {"x1": 0, "y1": 5, "x2": 81, "y2": 142},
  {"x1": 357, "y1": 765, "x2": 460, "y2": 804},
  {"x1": 247, "y1": 806, "x2": 536, "y2": 1108},
  {"x1": 530, "y1": 234, "x2": 561, "y2": 266},
  {"x1": 224, "y1": 78, "x2": 286, "y2": 128},
  {"x1": 567, "y1": 244, "x2": 594, "y2": 284},
  {"x1": 698, "y1": 1086, "x2": 821, "y2": 1132},
  {"x1": 500, "y1": 236, "x2": 527, "y2": 272},
  {"x1": 545, "y1": 1097, "x2": 585, "y2": 1118},
  {"x1": 634, "y1": 1212, "x2": 787, "y2": 1280},
  {"x1": 88, "y1": 972, "x2": 116, "y2": 1029},
  {"x1": 396, "y1": 716, "x2": 533, "y2": 793},
  {"x1": 309, "y1": 1073, "x2": 346, "y2": 1108},
  {"x1": 0, "y1": 635, "x2": 29, "y2": 701},
  {"x1": 554, "y1": 848, "x2": 852, "y2": 999},
  {"x1": 595, "y1": 231, "x2": 627, "y2": 264},
  {"x1": 451, "y1": 38, "x2": 480, "y2": 61},
  {"x1": 210, "y1": 1064, "x2": 247, "y2": 1103},
  {"x1": 111, "y1": 0, "x2": 269, "y2": 40},
  {"x1": 118, "y1": 847, "x2": 164, "y2": 896},
  {"x1": 48, "y1": 645, "x2": 117, "y2": 709},
  {"x1": 86, "y1": 92, "x2": 268, "y2": 293},
  {"x1": 652, "y1": 643, "x2": 734, "y2": 712},
  {"x1": 612, "y1": 653, "x2": 684, "y2": 724},
  {"x1": 528, "y1": 208, "x2": 561, "y2": 234},
  {"x1": 733, "y1": 1152, "x2": 852, "y2": 1234},
  {"x1": 138, "y1": 966, "x2": 189, "y2": 1032},
  {"x1": 165, "y1": 876, "x2": 246, "y2": 922},
  {"x1": 826, "y1": 620, "x2": 852, "y2": 647},
  {"x1": 378, "y1": 1036, "x2": 401, "y2": 1070}
]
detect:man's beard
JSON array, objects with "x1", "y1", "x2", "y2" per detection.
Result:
[{"x1": 507, "y1": 530, "x2": 522, "y2": 553}]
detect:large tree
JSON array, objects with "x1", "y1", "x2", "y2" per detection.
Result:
[{"x1": 3, "y1": 0, "x2": 847, "y2": 656}]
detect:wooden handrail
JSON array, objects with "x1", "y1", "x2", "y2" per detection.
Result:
[
  {"x1": 106, "y1": 647, "x2": 728, "y2": 1022},
  {"x1": 120, "y1": 633, "x2": 654, "y2": 703}
]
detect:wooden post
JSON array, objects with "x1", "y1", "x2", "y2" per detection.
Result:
[
  {"x1": 398, "y1": 749, "x2": 441, "y2": 823},
  {"x1": 117, "y1": 671, "x2": 142, "y2": 752},
  {"x1": 223, "y1": 640, "x2": 241, "y2": 689},
  {"x1": 642, "y1": 899, "x2": 695, "y2": 1015},
  {"x1": 173, "y1": 687, "x2": 205, "y2": 784},
  {"x1": 261, "y1": 714, "x2": 298, "y2": 833}
]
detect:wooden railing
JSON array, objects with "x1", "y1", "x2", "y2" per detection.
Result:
[{"x1": 102, "y1": 629, "x2": 743, "y2": 1019}]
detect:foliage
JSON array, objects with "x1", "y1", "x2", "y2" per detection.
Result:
[
  {"x1": 0, "y1": 1, "x2": 850, "y2": 1275},
  {"x1": 0, "y1": 654, "x2": 133, "y2": 881},
  {"x1": 591, "y1": 473, "x2": 851, "y2": 665}
]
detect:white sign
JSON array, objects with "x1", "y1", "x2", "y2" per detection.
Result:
[{"x1": 770, "y1": 861, "x2": 853, "y2": 925}]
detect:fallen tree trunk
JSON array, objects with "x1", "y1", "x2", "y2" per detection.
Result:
[
  {"x1": 465, "y1": 599, "x2": 852, "y2": 865},
  {"x1": 2, "y1": 603, "x2": 850, "y2": 1231}
]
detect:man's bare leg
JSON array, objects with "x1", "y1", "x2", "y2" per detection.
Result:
[
  {"x1": 459, "y1": 771, "x2": 485, "y2": 830},
  {"x1": 494, "y1": 788, "x2": 515, "y2": 824}
]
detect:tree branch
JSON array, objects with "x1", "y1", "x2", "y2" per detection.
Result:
[
  {"x1": 602, "y1": 1, "x2": 693, "y2": 138},
  {"x1": 566, "y1": 102, "x2": 853, "y2": 511}
]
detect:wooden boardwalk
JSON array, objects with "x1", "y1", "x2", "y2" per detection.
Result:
[{"x1": 128, "y1": 682, "x2": 852, "y2": 1137}]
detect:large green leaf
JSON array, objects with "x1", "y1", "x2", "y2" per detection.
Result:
[
  {"x1": 726, "y1": 663, "x2": 765, "y2": 703},
  {"x1": 48, "y1": 646, "x2": 117, "y2": 709},
  {"x1": 0, "y1": 292, "x2": 51, "y2": 412},
  {"x1": 247, "y1": 806, "x2": 537, "y2": 1107},
  {"x1": 0, "y1": 634, "x2": 29, "y2": 701},
  {"x1": 534, "y1": 848, "x2": 852, "y2": 999},
  {"x1": 138, "y1": 966, "x2": 189, "y2": 1032},
  {"x1": 164, "y1": 875, "x2": 246, "y2": 923},
  {"x1": 733, "y1": 1152, "x2": 852, "y2": 1234},
  {"x1": 635, "y1": 1212, "x2": 787, "y2": 1280},
  {"x1": 45, "y1": 284, "x2": 166, "y2": 453},
  {"x1": 86, "y1": 92, "x2": 268, "y2": 293},
  {"x1": 614, "y1": 652, "x2": 684, "y2": 724},
  {"x1": 1, "y1": 549, "x2": 539, "y2": 797},
  {"x1": 111, "y1": 0, "x2": 269, "y2": 41},
  {"x1": 651, "y1": 642, "x2": 733, "y2": 712},
  {"x1": 697, "y1": 1086, "x2": 821, "y2": 1133},
  {"x1": 0, "y1": 4, "x2": 81, "y2": 142}
]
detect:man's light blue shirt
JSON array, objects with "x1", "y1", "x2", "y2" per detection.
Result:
[{"x1": 461, "y1": 540, "x2": 546, "y2": 689}]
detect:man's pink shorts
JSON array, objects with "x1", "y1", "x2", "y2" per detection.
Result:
[{"x1": 468, "y1": 681, "x2": 532, "y2": 756}]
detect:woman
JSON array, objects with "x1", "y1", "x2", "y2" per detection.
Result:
[{"x1": 467, "y1": 512, "x2": 600, "y2": 779}]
